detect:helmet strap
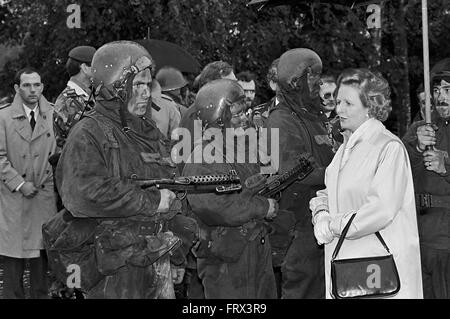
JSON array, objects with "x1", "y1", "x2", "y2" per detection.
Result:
[{"x1": 118, "y1": 76, "x2": 134, "y2": 133}]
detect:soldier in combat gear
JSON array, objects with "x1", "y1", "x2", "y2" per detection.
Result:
[
  {"x1": 183, "y1": 79, "x2": 278, "y2": 298},
  {"x1": 44, "y1": 41, "x2": 197, "y2": 299},
  {"x1": 265, "y1": 48, "x2": 336, "y2": 299}
]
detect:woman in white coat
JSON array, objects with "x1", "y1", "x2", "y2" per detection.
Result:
[{"x1": 309, "y1": 69, "x2": 423, "y2": 299}]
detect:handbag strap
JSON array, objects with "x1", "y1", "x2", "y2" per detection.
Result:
[{"x1": 331, "y1": 213, "x2": 391, "y2": 261}]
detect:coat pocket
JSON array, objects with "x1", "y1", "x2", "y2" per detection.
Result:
[
  {"x1": 192, "y1": 227, "x2": 248, "y2": 264},
  {"x1": 208, "y1": 227, "x2": 248, "y2": 263}
]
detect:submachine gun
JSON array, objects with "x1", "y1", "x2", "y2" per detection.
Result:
[
  {"x1": 249, "y1": 154, "x2": 315, "y2": 199},
  {"x1": 130, "y1": 170, "x2": 242, "y2": 200}
]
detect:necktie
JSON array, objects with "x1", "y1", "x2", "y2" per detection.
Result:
[{"x1": 30, "y1": 110, "x2": 36, "y2": 131}]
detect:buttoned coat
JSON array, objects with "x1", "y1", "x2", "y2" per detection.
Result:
[{"x1": 0, "y1": 93, "x2": 57, "y2": 258}]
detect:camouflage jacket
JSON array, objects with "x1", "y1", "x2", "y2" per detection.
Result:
[{"x1": 53, "y1": 80, "x2": 94, "y2": 149}]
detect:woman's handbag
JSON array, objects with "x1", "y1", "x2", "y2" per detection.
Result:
[{"x1": 330, "y1": 213, "x2": 400, "y2": 299}]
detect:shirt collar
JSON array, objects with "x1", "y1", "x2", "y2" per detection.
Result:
[
  {"x1": 23, "y1": 104, "x2": 38, "y2": 120},
  {"x1": 67, "y1": 79, "x2": 89, "y2": 98}
]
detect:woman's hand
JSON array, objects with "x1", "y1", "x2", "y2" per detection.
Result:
[{"x1": 314, "y1": 212, "x2": 334, "y2": 245}]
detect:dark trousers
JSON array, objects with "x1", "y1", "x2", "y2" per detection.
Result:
[
  {"x1": 421, "y1": 245, "x2": 450, "y2": 299},
  {"x1": 198, "y1": 233, "x2": 276, "y2": 299},
  {"x1": 2, "y1": 251, "x2": 49, "y2": 299},
  {"x1": 185, "y1": 268, "x2": 205, "y2": 299},
  {"x1": 273, "y1": 266, "x2": 282, "y2": 299},
  {"x1": 281, "y1": 227, "x2": 325, "y2": 299}
]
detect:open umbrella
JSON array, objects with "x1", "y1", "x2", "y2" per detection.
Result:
[
  {"x1": 247, "y1": 0, "x2": 377, "y2": 10},
  {"x1": 136, "y1": 39, "x2": 201, "y2": 74},
  {"x1": 248, "y1": 0, "x2": 432, "y2": 125}
]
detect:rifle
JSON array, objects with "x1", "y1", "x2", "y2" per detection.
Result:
[
  {"x1": 130, "y1": 170, "x2": 242, "y2": 199},
  {"x1": 253, "y1": 154, "x2": 315, "y2": 199}
]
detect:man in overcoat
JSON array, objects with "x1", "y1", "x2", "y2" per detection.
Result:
[{"x1": 0, "y1": 68, "x2": 57, "y2": 298}]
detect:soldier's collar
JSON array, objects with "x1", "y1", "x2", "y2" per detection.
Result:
[{"x1": 68, "y1": 79, "x2": 90, "y2": 98}]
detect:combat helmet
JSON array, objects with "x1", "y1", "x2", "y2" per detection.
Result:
[
  {"x1": 155, "y1": 66, "x2": 188, "y2": 92},
  {"x1": 91, "y1": 41, "x2": 155, "y2": 102},
  {"x1": 277, "y1": 48, "x2": 322, "y2": 90},
  {"x1": 194, "y1": 79, "x2": 245, "y2": 129}
]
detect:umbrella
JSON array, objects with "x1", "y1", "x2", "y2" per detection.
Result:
[
  {"x1": 247, "y1": 0, "x2": 379, "y2": 10},
  {"x1": 248, "y1": 0, "x2": 432, "y2": 125},
  {"x1": 136, "y1": 39, "x2": 201, "y2": 74}
]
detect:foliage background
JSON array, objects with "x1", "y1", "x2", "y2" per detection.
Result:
[{"x1": 1, "y1": 0, "x2": 450, "y2": 135}]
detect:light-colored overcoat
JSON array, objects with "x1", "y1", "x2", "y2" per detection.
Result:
[
  {"x1": 0, "y1": 93, "x2": 57, "y2": 258},
  {"x1": 310, "y1": 118, "x2": 423, "y2": 299}
]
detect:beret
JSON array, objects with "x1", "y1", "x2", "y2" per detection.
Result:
[
  {"x1": 431, "y1": 58, "x2": 450, "y2": 83},
  {"x1": 68, "y1": 46, "x2": 96, "y2": 63}
]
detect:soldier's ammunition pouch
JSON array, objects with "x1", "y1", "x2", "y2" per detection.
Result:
[
  {"x1": 167, "y1": 213, "x2": 199, "y2": 266},
  {"x1": 94, "y1": 220, "x2": 181, "y2": 274},
  {"x1": 193, "y1": 222, "x2": 266, "y2": 264},
  {"x1": 42, "y1": 209, "x2": 103, "y2": 292},
  {"x1": 43, "y1": 209, "x2": 183, "y2": 292}
]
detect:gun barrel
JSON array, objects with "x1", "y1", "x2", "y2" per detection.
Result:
[{"x1": 130, "y1": 170, "x2": 241, "y2": 192}]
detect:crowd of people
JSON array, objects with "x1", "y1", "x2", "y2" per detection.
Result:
[{"x1": 0, "y1": 39, "x2": 448, "y2": 299}]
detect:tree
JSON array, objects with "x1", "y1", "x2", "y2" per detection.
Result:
[{"x1": 1, "y1": 0, "x2": 450, "y2": 136}]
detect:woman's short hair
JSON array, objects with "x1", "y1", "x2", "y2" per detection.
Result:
[
  {"x1": 194, "y1": 61, "x2": 234, "y2": 89},
  {"x1": 336, "y1": 68, "x2": 392, "y2": 122},
  {"x1": 266, "y1": 58, "x2": 279, "y2": 85}
]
